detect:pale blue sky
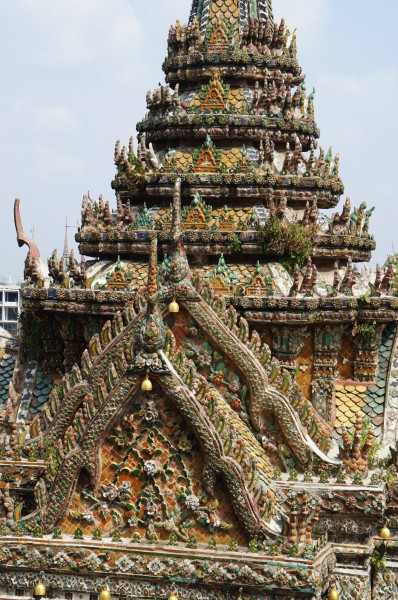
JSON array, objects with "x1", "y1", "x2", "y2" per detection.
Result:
[{"x1": 0, "y1": 0, "x2": 397, "y2": 280}]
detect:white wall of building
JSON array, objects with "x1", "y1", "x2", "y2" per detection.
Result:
[{"x1": 0, "y1": 284, "x2": 20, "y2": 334}]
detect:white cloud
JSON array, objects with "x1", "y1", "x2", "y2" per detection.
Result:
[
  {"x1": 30, "y1": 144, "x2": 83, "y2": 181},
  {"x1": 273, "y1": 0, "x2": 331, "y2": 48},
  {"x1": 151, "y1": 0, "x2": 189, "y2": 13},
  {"x1": 4, "y1": 100, "x2": 78, "y2": 134},
  {"x1": 317, "y1": 69, "x2": 398, "y2": 147},
  {"x1": 8, "y1": 0, "x2": 143, "y2": 66},
  {"x1": 36, "y1": 106, "x2": 78, "y2": 130}
]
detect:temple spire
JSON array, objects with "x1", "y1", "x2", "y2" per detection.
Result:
[
  {"x1": 63, "y1": 218, "x2": 69, "y2": 260},
  {"x1": 259, "y1": 0, "x2": 274, "y2": 22},
  {"x1": 190, "y1": 0, "x2": 274, "y2": 35}
]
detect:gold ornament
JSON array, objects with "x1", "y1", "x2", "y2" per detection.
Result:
[
  {"x1": 328, "y1": 588, "x2": 339, "y2": 600},
  {"x1": 99, "y1": 586, "x2": 111, "y2": 600},
  {"x1": 168, "y1": 593, "x2": 178, "y2": 600},
  {"x1": 168, "y1": 299, "x2": 180, "y2": 313},
  {"x1": 141, "y1": 374, "x2": 153, "y2": 392},
  {"x1": 380, "y1": 524, "x2": 391, "y2": 540},
  {"x1": 34, "y1": 582, "x2": 46, "y2": 598},
  {"x1": 99, "y1": 587, "x2": 111, "y2": 600}
]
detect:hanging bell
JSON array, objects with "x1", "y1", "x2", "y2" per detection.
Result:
[
  {"x1": 33, "y1": 582, "x2": 46, "y2": 598},
  {"x1": 380, "y1": 523, "x2": 391, "y2": 540},
  {"x1": 99, "y1": 587, "x2": 111, "y2": 600},
  {"x1": 168, "y1": 298, "x2": 180, "y2": 314},
  {"x1": 328, "y1": 588, "x2": 339, "y2": 600},
  {"x1": 141, "y1": 374, "x2": 153, "y2": 392}
]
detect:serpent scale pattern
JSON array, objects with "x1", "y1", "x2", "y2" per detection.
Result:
[
  {"x1": 43, "y1": 360, "x2": 282, "y2": 538},
  {"x1": 42, "y1": 313, "x2": 142, "y2": 446},
  {"x1": 159, "y1": 353, "x2": 282, "y2": 537},
  {"x1": 185, "y1": 296, "x2": 312, "y2": 465},
  {"x1": 43, "y1": 375, "x2": 139, "y2": 532}
]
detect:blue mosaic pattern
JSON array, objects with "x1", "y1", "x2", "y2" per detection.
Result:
[
  {"x1": 363, "y1": 323, "x2": 397, "y2": 437},
  {"x1": 30, "y1": 370, "x2": 54, "y2": 415},
  {"x1": 0, "y1": 353, "x2": 16, "y2": 407}
]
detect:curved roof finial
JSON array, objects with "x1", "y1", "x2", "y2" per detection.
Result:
[{"x1": 14, "y1": 198, "x2": 41, "y2": 261}]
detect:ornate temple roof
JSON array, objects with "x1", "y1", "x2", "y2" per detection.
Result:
[
  {"x1": 2, "y1": 2, "x2": 398, "y2": 599},
  {"x1": 17, "y1": 0, "x2": 385, "y2": 297}
]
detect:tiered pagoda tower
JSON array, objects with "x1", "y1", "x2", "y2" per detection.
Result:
[{"x1": 2, "y1": 0, "x2": 398, "y2": 598}]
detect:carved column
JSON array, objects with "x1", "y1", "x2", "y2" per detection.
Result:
[
  {"x1": 57, "y1": 315, "x2": 85, "y2": 372},
  {"x1": 311, "y1": 325, "x2": 345, "y2": 423},
  {"x1": 270, "y1": 326, "x2": 307, "y2": 369},
  {"x1": 353, "y1": 323, "x2": 384, "y2": 382},
  {"x1": 39, "y1": 315, "x2": 64, "y2": 374},
  {"x1": 383, "y1": 327, "x2": 398, "y2": 445}
]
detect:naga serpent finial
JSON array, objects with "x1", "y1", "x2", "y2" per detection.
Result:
[{"x1": 14, "y1": 198, "x2": 41, "y2": 261}]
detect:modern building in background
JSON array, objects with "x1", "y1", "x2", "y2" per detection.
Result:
[{"x1": 0, "y1": 283, "x2": 20, "y2": 334}]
